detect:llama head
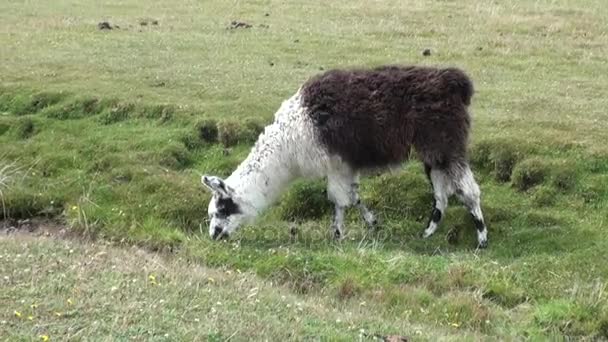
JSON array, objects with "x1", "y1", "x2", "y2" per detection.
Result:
[{"x1": 201, "y1": 175, "x2": 253, "y2": 240}]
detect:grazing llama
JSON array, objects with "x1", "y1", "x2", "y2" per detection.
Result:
[{"x1": 202, "y1": 65, "x2": 488, "y2": 248}]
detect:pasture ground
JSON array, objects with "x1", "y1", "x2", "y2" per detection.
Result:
[{"x1": 1, "y1": 0, "x2": 608, "y2": 339}]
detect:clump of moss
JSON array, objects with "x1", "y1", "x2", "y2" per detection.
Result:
[
  {"x1": 512, "y1": 158, "x2": 550, "y2": 191},
  {"x1": 278, "y1": 180, "x2": 331, "y2": 221}
]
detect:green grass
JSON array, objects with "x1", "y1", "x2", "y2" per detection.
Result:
[{"x1": 1, "y1": 0, "x2": 608, "y2": 339}]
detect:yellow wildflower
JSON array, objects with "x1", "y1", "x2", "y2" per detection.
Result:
[
  {"x1": 27, "y1": 315, "x2": 34, "y2": 321},
  {"x1": 14, "y1": 310, "x2": 22, "y2": 318},
  {"x1": 39, "y1": 335, "x2": 50, "y2": 341},
  {"x1": 54, "y1": 312, "x2": 62, "y2": 317},
  {"x1": 67, "y1": 298, "x2": 73, "y2": 305},
  {"x1": 450, "y1": 322, "x2": 460, "y2": 328}
]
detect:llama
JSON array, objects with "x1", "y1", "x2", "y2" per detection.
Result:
[{"x1": 202, "y1": 65, "x2": 489, "y2": 248}]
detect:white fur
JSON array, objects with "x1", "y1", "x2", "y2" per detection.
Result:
[{"x1": 218, "y1": 91, "x2": 338, "y2": 228}]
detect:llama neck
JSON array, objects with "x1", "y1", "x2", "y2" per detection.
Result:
[{"x1": 225, "y1": 122, "x2": 296, "y2": 215}]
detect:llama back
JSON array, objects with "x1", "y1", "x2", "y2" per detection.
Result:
[{"x1": 300, "y1": 65, "x2": 474, "y2": 170}]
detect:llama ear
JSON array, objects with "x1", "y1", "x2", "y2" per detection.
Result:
[{"x1": 201, "y1": 175, "x2": 233, "y2": 197}]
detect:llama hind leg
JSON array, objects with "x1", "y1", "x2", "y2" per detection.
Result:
[
  {"x1": 422, "y1": 168, "x2": 454, "y2": 238},
  {"x1": 327, "y1": 172, "x2": 354, "y2": 239},
  {"x1": 453, "y1": 164, "x2": 489, "y2": 248},
  {"x1": 350, "y1": 179, "x2": 378, "y2": 229}
]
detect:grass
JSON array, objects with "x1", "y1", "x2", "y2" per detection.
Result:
[
  {"x1": 1, "y1": 233, "x2": 469, "y2": 340},
  {"x1": 1, "y1": 0, "x2": 608, "y2": 339}
]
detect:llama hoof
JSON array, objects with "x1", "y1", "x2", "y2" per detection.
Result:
[
  {"x1": 289, "y1": 223, "x2": 298, "y2": 239},
  {"x1": 421, "y1": 229, "x2": 434, "y2": 239},
  {"x1": 477, "y1": 238, "x2": 488, "y2": 249},
  {"x1": 333, "y1": 229, "x2": 344, "y2": 240},
  {"x1": 366, "y1": 217, "x2": 381, "y2": 230}
]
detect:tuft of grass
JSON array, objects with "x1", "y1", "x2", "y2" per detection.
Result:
[
  {"x1": 470, "y1": 138, "x2": 529, "y2": 182},
  {"x1": 13, "y1": 117, "x2": 36, "y2": 139},
  {"x1": 98, "y1": 102, "x2": 135, "y2": 124},
  {"x1": 182, "y1": 119, "x2": 220, "y2": 150},
  {"x1": 0, "y1": 160, "x2": 21, "y2": 218},
  {"x1": 243, "y1": 118, "x2": 266, "y2": 142},
  {"x1": 1, "y1": 91, "x2": 65, "y2": 116},
  {"x1": 217, "y1": 119, "x2": 265, "y2": 147},
  {"x1": 336, "y1": 277, "x2": 362, "y2": 301},
  {"x1": 482, "y1": 278, "x2": 527, "y2": 308},
  {"x1": 533, "y1": 299, "x2": 593, "y2": 337},
  {"x1": 531, "y1": 185, "x2": 558, "y2": 207},
  {"x1": 511, "y1": 158, "x2": 550, "y2": 191},
  {"x1": 278, "y1": 180, "x2": 331, "y2": 221},
  {"x1": 196, "y1": 119, "x2": 219, "y2": 143},
  {"x1": 435, "y1": 293, "x2": 493, "y2": 331},
  {"x1": 138, "y1": 104, "x2": 175, "y2": 122},
  {"x1": 158, "y1": 143, "x2": 192, "y2": 170},
  {"x1": 364, "y1": 167, "x2": 433, "y2": 221},
  {"x1": 0, "y1": 122, "x2": 10, "y2": 136},
  {"x1": 42, "y1": 96, "x2": 111, "y2": 120},
  {"x1": 217, "y1": 120, "x2": 242, "y2": 147},
  {"x1": 550, "y1": 160, "x2": 578, "y2": 191}
]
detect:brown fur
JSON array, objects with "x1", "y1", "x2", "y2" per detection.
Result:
[{"x1": 301, "y1": 65, "x2": 474, "y2": 171}]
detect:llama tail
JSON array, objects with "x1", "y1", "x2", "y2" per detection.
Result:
[{"x1": 442, "y1": 68, "x2": 474, "y2": 106}]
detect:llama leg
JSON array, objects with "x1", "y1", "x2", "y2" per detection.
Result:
[
  {"x1": 422, "y1": 168, "x2": 453, "y2": 238},
  {"x1": 327, "y1": 172, "x2": 354, "y2": 239},
  {"x1": 350, "y1": 181, "x2": 378, "y2": 229},
  {"x1": 331, "y1": 205, "x2": 346, "y2": 239},
  {"x1": 453, "y1": 164, "x2": 489, "y2": 248}
]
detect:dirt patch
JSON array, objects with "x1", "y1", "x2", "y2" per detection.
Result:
[
  {"x1": 97, "y1": 21, "x2": 114, "y2": 30},
  {"x1": 0, "y1": 218, "x2": 69, "y2": 239},
  {"x1": 139, "y1": 18, "x2": 159, "y2": 26},
  {"x1": 228, "y1": 21, "x2": 252, "y2": 29}
]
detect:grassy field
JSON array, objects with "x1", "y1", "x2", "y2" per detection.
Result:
[{"x1": 1, "y1": 0, "x2": 608, "y2": 339}]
